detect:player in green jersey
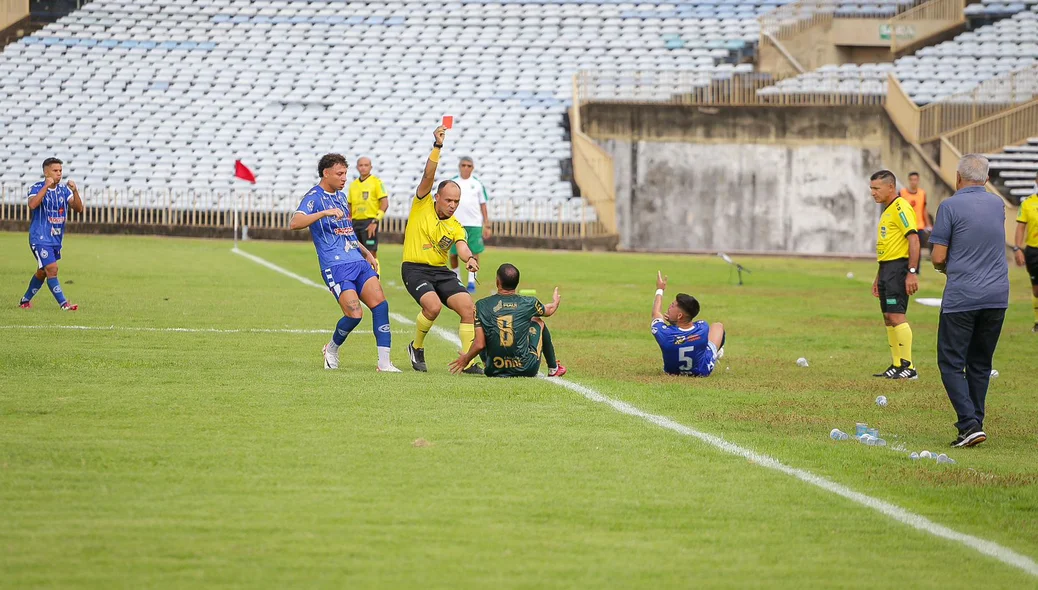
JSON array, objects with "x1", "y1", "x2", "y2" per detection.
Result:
[{"x1": 449, "y1": 263, "x2": 566, "y2": 378}]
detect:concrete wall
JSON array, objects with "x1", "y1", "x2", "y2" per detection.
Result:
[
  {"x1": 603, "y1": 140, "x2": 880, "y2": 253},
  {"x1": 582, "y1": 104, "x2": 953, "y2": 254},
  {"x1": 1, "y1": 0, "x2": 28, "y2": 32}
]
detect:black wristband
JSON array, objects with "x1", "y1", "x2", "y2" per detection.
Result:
[{"x1": 433, "y1": 142, "x2": 443, "y2": 148}]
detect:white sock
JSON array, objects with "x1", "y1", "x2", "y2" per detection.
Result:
[
  {"x1": 377, "y1": 346, "x2": 391, "y2": 367},
  {"x1": 327, "y1": 340, "x2": 339, "y2": 354},
  {"x1": 453, "y1": 266, "x2": 462, "y2": 280},
  {"x1": 468, "y1": 271, "x2": 477, "y2": 284}
]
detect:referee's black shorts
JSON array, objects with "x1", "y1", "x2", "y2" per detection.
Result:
[
  {"x1": 401, "y1": 262, "x2": 467, "y2": 305},
  {"x1": 878, "y1": 258, "x2": 910, "y2": 314},
  {"x1": 1026, "y1": 246, "x2": 1038, "y2": 286},
  {"x1": 352, "y1": 219, "x2": 379, "y2": 252}
]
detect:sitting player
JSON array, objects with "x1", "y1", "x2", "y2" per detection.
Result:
[
  {"x1": 449, "y1": 263, "x2": 566, "y2": 378},
  {"x1": 651, "y1": 271, "x2": 725, "y2": 377}
]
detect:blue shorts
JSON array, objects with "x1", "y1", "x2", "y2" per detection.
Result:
[
  {"x1": 30, "y1": 243, "x2": 61, "y2": 269},
  {"x1": 323, "y1": 260, "x2": 378, "y2": 301},
  {"x1": 695, "y1": 342, "x2": 719, "y2": 377}
]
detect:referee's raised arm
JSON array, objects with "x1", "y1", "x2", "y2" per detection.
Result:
[{"x1": 415, "y1": 126, "x2": 446, "y2": 199}]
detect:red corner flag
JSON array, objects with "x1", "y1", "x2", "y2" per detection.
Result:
[{"x1": 234, "y1": 160, "x2": 256, "y2": 184}]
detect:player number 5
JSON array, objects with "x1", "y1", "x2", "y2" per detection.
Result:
[{"x1": 678, "y1": 346, "x2": 696, "y2": 372}]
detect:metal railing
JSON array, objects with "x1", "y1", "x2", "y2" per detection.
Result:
[
  {"x1": 918, "y1": 64, "x2": 1038, "y2": 143},
  {"x1": 0, "y1": 185, "x2": 609, "y2": 240},
  {"x1": 575, "y1": 70, "x2": 885, "y2": 107},
  {"x1": 941, "y1": 98, "x2": 1038, "y2": 159},
  {"x1": 888, "y1": 0, "x2": 965, "y2": 52},
  {"x1": 759, "y1": 0, "x2": 836, "y2": 43}
]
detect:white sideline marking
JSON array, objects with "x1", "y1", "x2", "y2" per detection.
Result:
[
  {"x1": 0, "y1": 324, "x2": 396, "y2": 335},
  {"x1": 234, "y1": 247, "x2": 1038, "y2": 577}
]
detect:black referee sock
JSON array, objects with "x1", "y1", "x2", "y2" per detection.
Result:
[{"x1": 542, "y1": 325, "x2": 558, "y2": 369}]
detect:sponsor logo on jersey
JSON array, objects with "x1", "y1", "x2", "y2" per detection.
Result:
[
  {"x1": 333, "y1": 227, "x2": 355, "y2": 236},
  {"x1": 492, "y1": 356, "x2": 524, "y2": 369},
  {"x1": 880, "y1": 226, "x2": 887, "y2": 239},
  {"x1": 437, "y1": 236, "x2": 454, "y2": 251}
]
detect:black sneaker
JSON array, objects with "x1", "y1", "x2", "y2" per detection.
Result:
[
  {"x1": 891, "y1": 360, "x2": 918, "y2": 380},
  {"x1": 462, "y1": 363, "x2": 484, "y2": 375},
  {"x1": 951, "y1": 427, "x2": 987, "y2": 448},
  {"x1": 873, "y1": 365, "x2": 898, "y2": 378},
  {"x1": 1032, "y1": 323, "x2": 1038, "y2": 333},
  {"x1": 408, "y1": 341, "x2": 427, "y2": 372}
]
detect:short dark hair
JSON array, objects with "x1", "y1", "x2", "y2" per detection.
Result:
[
  {"x1": 42, "y1": 157, "x2": 62, "y2": 169},
  {"x1": 437, "y1": 179, "x2": 460, "y2": 193},
  {"x1": 870, "y1": 170, "x2": 896, "y2": 185},
  {"x1": 317, "y1": 153, "x2": 347, "y2": 178},
  {"x1": 908, "y1": 171, "x2": 920, "y2": 178},
  {"x1": 675, "y1": 293, "x2": 700, "y2": 320},
  {"x1": 497, "y1": 263, "x2": 520, "y2": 290}
]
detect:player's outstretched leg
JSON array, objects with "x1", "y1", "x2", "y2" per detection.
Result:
[
  {"x1": 534, "y1": 319, "x2": 566, "y2": 377},
  {"x1": 409, "y1": 292, "x2": 441, "y2": 372},
  {"x1": 446, "y1": 292, "x2": 482, "y2": 375},
  {"x1": 324, "y1": 291, "x2": 362, "y2": 370},
  {"x1": 359, "y1": 276, "x2": 400, "y2": 373},
  {"x1": 19, "y1": 269, "x2": 46, "y2": 309}
]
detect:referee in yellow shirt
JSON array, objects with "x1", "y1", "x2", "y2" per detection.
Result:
[
  {"x1": 347, "y1": 157, "x2": 389, "y2": 260},
  {"x1": 1013, "y1": 178, "x2": 1038, "y2": 332},
  {"x1": 870, "y1": 170, "x2": 921, "y2": 379},
  {"x1": 401, "y1": 125, "x2": 482, "y2": 374}
]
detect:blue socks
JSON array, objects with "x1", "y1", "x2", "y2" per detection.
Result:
[
  {"x1": 331, "y1": 315, "x2": 361, "y2": 348},
  {"x1": 372, "y1": 301, "x2": 391, "y2": 348},
  {"x1": 46, "y1": 277, "x2": 68, "y2": 307},
  {"x1": 21, "y1": 275, "x2": 44, "y2": 303}
]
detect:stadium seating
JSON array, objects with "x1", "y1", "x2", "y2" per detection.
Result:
[
  {"x1": 765, "y1": 4, "x2": 1038, "y2": 105},
  {"x1": 987, "y1": 137, "x2": 1038, "y2": 200},
  {"x1": 0, "y1": 0, "x2": 782, "y2": 218}
]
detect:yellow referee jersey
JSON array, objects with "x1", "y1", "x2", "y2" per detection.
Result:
[
  {"x1": 1016, "y1": 195, "x2": 1038, "y2": 248},
  {"x1": 347, "y1": 175, "x2": 387, "y2": 221},
  {"x1": 402, "y1": 193, "x2": 466, "y2": 267},
  {"x1": 877, "y1": 197, "x2": 918, "y2": 262}
]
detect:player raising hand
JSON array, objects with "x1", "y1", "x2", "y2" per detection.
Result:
[{"x1": 650, "y1": 271, "x2": 726, "y2": 377}]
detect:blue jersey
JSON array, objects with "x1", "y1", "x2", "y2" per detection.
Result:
[
  {"x1": 651, "y1": 319, "x2": 716, "y2": 376},
  {"x1": 27, "y1": 182, "x2": 74, "y2": 246},
  {"x1": 296, "y1": 185, "x2": 366, "y2": 270}
]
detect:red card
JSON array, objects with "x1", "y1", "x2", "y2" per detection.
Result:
[{"x1": 442, "y1": 115, "x2": 453, "y2": 130}]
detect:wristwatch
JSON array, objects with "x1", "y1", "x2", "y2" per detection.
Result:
[
  {"x1": 1013, "y1": 246, "x2": 1021, "y2": 252},
  {"x1": 908, "y1": 267, "x2": 918, "y2": 275}
]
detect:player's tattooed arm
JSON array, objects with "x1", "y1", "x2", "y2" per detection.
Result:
[{"x1": 289, "y1": 208, "x2": 342, "y2": 230}]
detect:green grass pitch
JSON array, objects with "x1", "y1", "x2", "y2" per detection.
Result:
[{"x1": 2, "y1": 231, "x2": 1037, "y2": 588}]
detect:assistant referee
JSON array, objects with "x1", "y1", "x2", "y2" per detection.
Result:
[
  {"x1": 870, "y1": 170, "x2": 921, "y2": 380},
  {"x1": 1014, "y1": 178, "x2": 1038, "y2": 332},
  {"x1": 401, "y1": 125, "x2": 482, "y2": 374},
  {"x1": 346, "y1": 156, "x2": 388, "y2": 260}
]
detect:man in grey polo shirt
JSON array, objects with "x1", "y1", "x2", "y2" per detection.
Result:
[{"x1": 930, "y1": 154, "x2": 1010, "y2": 449}]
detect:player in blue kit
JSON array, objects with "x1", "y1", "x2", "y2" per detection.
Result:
[
  {"x1": 651, "y1": 272, "x2": 726, "y2": 377},
  {"x1": 19, "y1": 158, "x2": 84, "y2": 310},
  {"x1": 290, "y1": 153, "x2": 401, "y2": 372}
]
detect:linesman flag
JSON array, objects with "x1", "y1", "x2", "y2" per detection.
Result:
[{"x1": 234, "y1": 160, "x2": 256, "y2": 184}]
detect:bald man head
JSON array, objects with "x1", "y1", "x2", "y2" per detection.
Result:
[{"x1": 357, "y1": 157, "x2": 372, "y2": 179}]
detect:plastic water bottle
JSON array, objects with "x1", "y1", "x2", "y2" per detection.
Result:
[
  {"x1": 855, "y1": 423, "x2": 868, "y2": 437},
  {"x1": 867, "y1": 428, "x2": 879, "y2": 438},
  {"x1": 920, "y1": 450, "x2": 932, "y2": 459},
  {"x1": 909, "y1": 452, "x2": 920, "y2": 460},
  {"x1": 876, "y1": 438, "x2": 887, "y2": 447},
  {"x1": 830, "y1": 429, "x2": 850, "y2": 441},
  {"x1": 876, "y1": 395, "x2": 888, "y2": 407},
  {"x1": 990, "y1": 369, "x2": 999, "y2": 379},
  {"x1": 796, "y1": 357, "x2": 809, "y2": 367},
  {"x1": 937, "y1": 454, "x2": 956, "y2": 464}
]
